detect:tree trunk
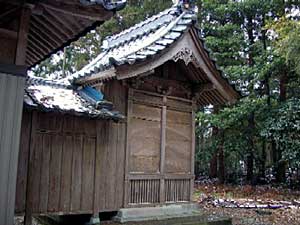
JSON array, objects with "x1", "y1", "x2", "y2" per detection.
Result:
[
  {"x1": 273, "y1": 73, "x2": 288, "y2": 183},
  {"x1": 259, "y1": 139, "x2": 266, "y2": 180},
  {"x1": 218, "y1": 133, "x2": 225, "y2": 184},
  {"x1": 246, "y1": 112, "x2": 255, "y2": 183},
  {"x1": 209, "y1": 106, "x2": 220, "y2": 178},
  {"x1": 209, "y1": 152, "x2": 218, "y2": 178}
]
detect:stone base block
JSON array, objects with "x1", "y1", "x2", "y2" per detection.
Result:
[{"x1": 113, "y1": 204, "x2": 231, "y2": 225}]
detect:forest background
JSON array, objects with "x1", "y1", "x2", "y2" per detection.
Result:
[{"x1": 32, "y1": 0, "x2": 300, "y2": 187}]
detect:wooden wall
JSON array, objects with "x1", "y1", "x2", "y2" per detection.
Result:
[
  {"x1": 15, "y1": 111, "x2": 126, "y2": 216},
  {"x1": 0, "y1": 73, "x2": 25, "y2": 225},
  {"x1": 125, "y1": 88, "x2": 195, "y2": 206},
  {"x1": 15, "y1": 78, "x2": 196, "y2": 217}
]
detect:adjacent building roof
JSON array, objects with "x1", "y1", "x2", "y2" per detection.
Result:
[
  {"x1": 65, "y1": 0, "x2": 239, "y2": 105},
  {"x1": 80, "y1": 0, "x2": 127, "y2": 11},
  {"x1": 1, "y1": 0, "x2": 126, "y2": 68},
  {"x1": 24, "y1": 76, "x2": 124, "y2": 120},
  {"x1": 68, "y1": 1, "x2": 198, "y2": 83}
]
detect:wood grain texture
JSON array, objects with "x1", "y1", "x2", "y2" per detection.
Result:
[
  {"x1": 0, "y1": 74, "x2": 25, "y2": 225},
  {"x1": 17, "y1": 112, "x2": 127, "y2": 215},
  {"x1": 15, "y1": 112, "x2": 32, "y2": 214},
  {"x1": 125, "y1": 89, "x2": 194, "y2": 206}
]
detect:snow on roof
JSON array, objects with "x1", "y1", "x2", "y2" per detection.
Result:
[
  {"x1": 24, "y1": 76, "x2": 124, "y2": 120},
  {"x1": 67, "y1": 1, "x2": 197, "y2": 83}
]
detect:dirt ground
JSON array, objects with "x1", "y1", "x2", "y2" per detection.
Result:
[
  {"x1": 195, "y1": 184, "x2": 300, "y2": 225},
  {"x1": 15, "y1": 185, "x2": 300, "y2": 225}
]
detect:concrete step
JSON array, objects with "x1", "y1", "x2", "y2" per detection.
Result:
[
  {"x1": 111, "y1": 204, "x2": 231, "y2": 225},
  {"x1": 103, "y1": 215, "x2": 231, "y2": 225}
]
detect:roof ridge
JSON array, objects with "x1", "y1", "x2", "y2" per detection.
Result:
[
  {"x1": 105, "y1": 6, "x2": 177, "y2": 42},
  {"x1": 68, "y1": 0, "x2": 197, "y2": 83},
  {"x1": 101, "y1": 6, "x2": 179, "y2": 51},
  {"x1": 27, "y1": 76, "x2": 72, "y2": 89},
  {"x1": 108, "y1": 11, "x2": 187, "y2": 61}
]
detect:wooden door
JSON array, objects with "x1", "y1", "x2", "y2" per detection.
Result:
[{"x1": 125, "y1": 89, "x2": 195, "y2": 206}]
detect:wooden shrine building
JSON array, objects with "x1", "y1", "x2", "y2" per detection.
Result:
[
  {"x1": 14, "y1": 0, "x2": 239, "y2": 224},
  {"x1": 0, "y1": 1, "x2": 126, "y2": 225}
]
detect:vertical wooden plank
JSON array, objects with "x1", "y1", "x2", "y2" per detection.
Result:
[
  {"x1": 81, "y1": 136, "x2": 96, "y2": 212},
  {"x1": 31, "y1": 133, "x2": 43, "y2": 213},
  {"x1": 0, "y1": 75, "x2": 25, "y2": 225},
  {"x1": 39, "y1": 134, "x2": 51, "y2": 213},
  {"x1": 124, "y1": 88, "x2": 133, "y2": 207},
  {"x1": 190, "y1": 101, "x2": 196, "y2": 201},
  {"x1": 0, "y1": 75, "x2": 13, "y2": 222},
  {"x1": 95, "y1": 121, "x2": 106, "y2": 211},
  {"x1": 116, "y1": 123, "x2": 126, "y2": 208},
  {"x1": 94, "y1": 121, "x2": 104, "y2": 213},
  {"x1": 160, "y1": 97, "x2": 167, "y2": 204},
  {"x1": 24, "y1": 112, "x2": 37, "y2": 225},
  {"x1": 59, "y1": 135, "x2": 73, "y2": 212},
  {"x1": 70, "y1": 135, "x2": 83, "y2": 212},
  {"x1": 105, "y1": 122, "x2": 117, "y2": 210},
  {"x1": 48, "y1": 135, "x2": 63, "y2": 212},
  {"x1": 15, "y1": 111, "x2": 32, "y2": 214}
]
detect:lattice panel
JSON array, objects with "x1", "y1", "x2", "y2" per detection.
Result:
[
  {"x1": 165, "y1": 179, "x2": 190, "y2": 202},
  {"x1": 129, "y1": 179, "x2": 160, "y2": 204}
]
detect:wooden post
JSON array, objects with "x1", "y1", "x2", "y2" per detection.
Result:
[
  {"x1": 159, "y1": 96, "x2": 167, "y2": 204},
  {"x1": 0, "y1": 73, "x2": 26, "y2": 225},
  {"x1": 15, "y1": 6, "x2": 31, "y2": 66},
  {"x1": 190, "y1": 100, "x2": 196, "y2": 201},
  {"x1": 0, "y1": 5, "x2": 31, "y2": 225},
  {"x1": 124, "y1": 88, "x2": 133, "y2": 207},
  {"x1": 24, "y1": 112, "x2": 37, "y2": 225}
]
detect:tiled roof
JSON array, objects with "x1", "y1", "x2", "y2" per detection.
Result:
[
  {"x1": 24, "y1": 76, "x2": 124, "y2": 120},
  {"x1": 68, "y1": 1, "x2": 197, "y2": 83},
  {"x1": 80, "y1": 0, "x2": 127, "y2": 11}
]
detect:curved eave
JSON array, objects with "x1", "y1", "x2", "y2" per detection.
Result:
[{"x1": 190, "y1": 27, "x2": 241, "y2": 103}]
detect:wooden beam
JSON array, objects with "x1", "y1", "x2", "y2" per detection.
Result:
[
  {"x1": 26, "y1": 50, "x2": 40, "y2": 64},
  {"x1": 41, "y1": 12, "x2": 72, "y2": 38},
  {"x1": 44, "y1": 7, "x2": 75, "y2": 36},
  {"x1": 0, "y1": 28, "x2": 18, "y2": 39},
  {"x1": 40, "y1": 2, "x2": 112, "y2": 21},
  {"x1": 26, "y1": 45, "x2": 42, "y2": 63},
  {"x1": 0, "y1": 6, "x2": 19, "y2": 20},
  {"x1": 15, "y1": 6, "x2": 31, "y2": 65},
  {"x1": 28, "y1": 32, "x2": 54, "y2": 53},
  {"x1": 27, "y1": 37, "x2": 48, "y2": 57},
  {"x1": 31, "y1": 16, "x2": 65, "y2": 43},
  {"x1": 0, "y1": 63, "x2": 27, "y2": 77},
  {"x1": 30, "y1": 21, "x2": 59, "y2": 49}
]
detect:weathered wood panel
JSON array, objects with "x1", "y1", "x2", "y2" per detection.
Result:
[
  {"x1": 165, "y1": 110, "x2": 192, "y2": 173},
  {"x1": 15, "y1": 112, "x2": 32, "y2": 214},
  {"x1": 16, "y1": 111, "x2": 126, "y2": 215},
  {"x1": 70, "y1": 135, "x2": 83, "y2": 212},
  {"x1": 0, "y1": 73, "x2": 25, "y2": 225},
  {"x1": 129, "y1": 103, "x2": 162, "y2": 173},
  {"x1": 102, "y1": 80, "x2": 127, "y2": 114},
  {"x1": 126, "y1": 89, "x2": 194, "y2": 206}
]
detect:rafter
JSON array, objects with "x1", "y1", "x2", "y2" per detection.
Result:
[
  {"x1": 43, "y1": 7, "x2": 75, "y2": 36},
  {"x1": 40, "y1": 2, "x2": 112, "y2": 21}
]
